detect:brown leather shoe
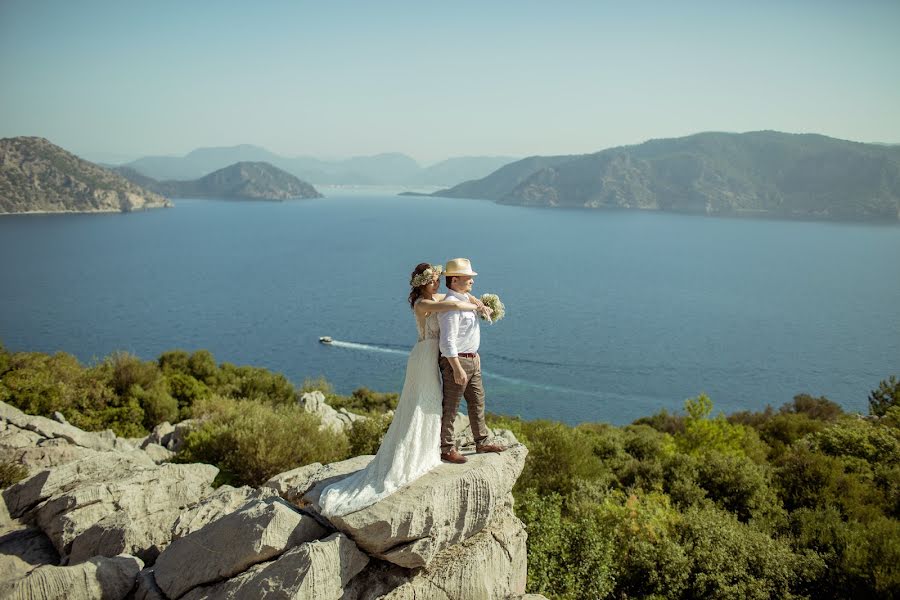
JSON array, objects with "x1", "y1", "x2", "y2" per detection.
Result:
[
  {"x1": 441, "y1": 449, "x2": 468, "y2": 464},
  {"x1": 475, "y1": 443, "x2": 506, "y2": 454}
]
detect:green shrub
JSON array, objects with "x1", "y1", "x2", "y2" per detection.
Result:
[
  {"x1": 158, "y1": 349, "x2": 191, "y2": 375},
  {"x1": 166, "y1": 372, "x2": 211, "y2": 418},
  {"x1": 188, "y1": 350, "x2": 218, "y2": 385},
  {"x1": 695, "y1": 450, "x2": 784, "y2": 527},
  {"x1": 130, "y1": 382, "x2": 179, "y2": 429},
  {"x1": 633, "y1": 407, "x2": 686, "y2": 436},
  {"x1": 514, "y1": 420, "x2": 607, "y2": 498},
  {"x1": 869, "y1": 376, "x2": 900, "y2": 418},
  {"x1": 347, "y1": 413, "x2": 392, "y2": 456},
  {"x1": 329, "y1": 387, "x2": 399, "y2": 416},
  {"x1": 102, "y1": 351, "x2": 160, "y2": 396},
  {"x1": 808, "y1": 417, "x2": 900, "y2": 465},
  {"x1": 299, "y1": 376, "x2": 334, "y2": 395},
  {"x1": 790, "y1": 506, "x2": 900, "y2": 598},
  {"x1": 782, "y1": 393, "x2": 844, "y2": 422},
  {"x1": 676, "y1": 504, "x2": 823, "y2": 600},
  {"x1": 516, "y1": 489, "x2": 616, "y2": 600},
  {"x1": 176, "y1": 395, "x2": 349, "y2": 487},
  {"x1": 675, "y1": 394, "x2": 770, "y2": 463},
  {"x1": 217, "y1": 363, "x2": 295, "y2": 405},
  {"x1": 0, "y1": 460, "x2": 28, "y2": 488}
]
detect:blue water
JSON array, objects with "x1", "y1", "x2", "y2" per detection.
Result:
[{"x1": 1, "y1": 192, "x2": 898, "y2": 425}]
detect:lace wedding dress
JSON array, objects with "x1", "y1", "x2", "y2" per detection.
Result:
[{"x1": 318, "y1": 304, "x2": 443, "y2": 518}]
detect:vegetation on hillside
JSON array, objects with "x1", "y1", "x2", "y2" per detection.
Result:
[{"x1": 1, "y1": 340, "x2": 897, "y2": 599}]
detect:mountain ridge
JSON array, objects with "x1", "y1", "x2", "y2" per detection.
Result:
[
  {"x1": 431, "y1": 131, "x2": 900, "y2": 222},
  {"x1": 0, "y1": 137, "x2": 172, "y2": 214},
  {"x1": 115, "y1": 161, "x2": 322, "y2": 201},
  {"x1": 121, "y1": 147, "x2": 518, "y2": 186}
]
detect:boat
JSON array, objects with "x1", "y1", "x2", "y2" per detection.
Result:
[{"x1": 319, "y1": 336, "x2": 333, "y2": 344}]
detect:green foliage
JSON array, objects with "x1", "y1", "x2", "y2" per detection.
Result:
[
  {"x1": 328, "y1": 387, "x2": 399, "y2": 416},
  {"x1": 166, "y1": 372, "x2": 211, "y2": 418},
  {"x1": 675, "y1": 394, "x2": 770, "y2": 463},
  {"x1": 299, "y1": 376, "x2": 334, "y2": 395},
  {"x1": 516, "y1": 488, "x2": 616, "y2": 600},
  {"x1": 632, "y1": 407, "x2": 686, "y2": 436},
  {"x1": 347, "y1": 413, "x2": 392, "y2": 456},
  {"x1": 675, "y1": 504, "x2": 823, "y2": 600},
  {"x1": 0, "y1": 460, "x2": 29, "y2": 488},
  {"x1": 869, "y1": 375, "x2": 900, "y2": 417},
  {"x1": 514, "y1": 420, "x2": 607, "y2": 498},
  {"x1": 808, "y1": 416, "x2": 900, "y2": 465},
  {"x1": 130, "y1": 381, "x2": 179, "y2": 429},
  {"x1": 176, "y1": 395, "x2": 349, "y2": 487},
  {"x1": 216, "y1": 363, "x2": 295, "y2": 405}
]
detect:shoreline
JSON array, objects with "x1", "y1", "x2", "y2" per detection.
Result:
[{"x1": 0, "y1": 204, "x2": 172, "y2": 216}]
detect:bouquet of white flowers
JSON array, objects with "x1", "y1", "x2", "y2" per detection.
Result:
[{"x1": 479, "y1": 293, "x2": 505, "y2": 323}]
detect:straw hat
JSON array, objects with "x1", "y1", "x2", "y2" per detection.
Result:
[{"x1": 444, "y1": 258, "x2": 478, "y2": 276}]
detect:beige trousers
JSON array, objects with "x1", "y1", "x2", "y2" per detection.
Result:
[{"x1": 439, "y1": 354, "x2": 489, "y2": 453}]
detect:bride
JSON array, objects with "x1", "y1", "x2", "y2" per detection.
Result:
[{"x1": 318, "y1": 262, "x2": 491, "y2": 518}]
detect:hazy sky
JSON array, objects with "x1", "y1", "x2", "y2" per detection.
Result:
[{"x1": 1, "y1": 0, "x2": 898, "y2": 164}]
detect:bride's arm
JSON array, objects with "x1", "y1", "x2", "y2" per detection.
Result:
[{"x1": 414, "y1": 298, "x2": 477, "y2": 318}]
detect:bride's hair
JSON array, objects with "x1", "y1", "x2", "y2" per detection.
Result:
[{"x1": 408, "y1": 262, "x2": 432, "y2": 309}]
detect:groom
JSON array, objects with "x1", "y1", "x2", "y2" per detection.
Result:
[{"x1": 438, "y1": 258, "x2": 506, "y2": 464}]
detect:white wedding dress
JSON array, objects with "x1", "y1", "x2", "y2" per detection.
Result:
[{"x1": 318, "y1": 304, "x2": 443, "y2": 518}]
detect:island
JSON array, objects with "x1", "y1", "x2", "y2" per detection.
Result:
[
  {"x1": 115, "y1": 161, "x2": 323, "y2": 201},
  {"x1": 429, "y1": 131, "x2": 900, "y2": 222},
  {"x1": 0, "y1": 137, "x2": 172, "y2": 214}
]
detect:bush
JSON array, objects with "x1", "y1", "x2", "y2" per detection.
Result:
[
  {"x1": 676, "y1": 504, "x2": 823, "y2": 600},
  {"x1": 103, "y1": 351, "x2": 160, "y2": 396},
  {"x1": 130, "y1": 381, "x2": 179, "y2": 429},
  {"x1": 675, "y1": 394, "x2": 769, "y2": 463},
  {"x1": 869, "y1": 376, "x2": 900, "y2": 418},
  {"x1": 0, "y1": 460, "x2": 28, "y2": 488},
  {"x1": 514, "y1": 420, "x2": 607, "y2": 498},
  {"x1": 217, "y1": 363, "x2": 295, "y2": 405},
  {"x1": 176, "y1": 395, "x2": 349, "y2": 487},
  {"x1": 782, "y1": 393, "x2": 844, "y2": 422},
  {"x1": 695, "y1": 451, "x2": 784, "y2": 527},
  {"x1": 347, "y1": 413, "x2": 392, "y2": 456},
  {"x1": 166, "y1": 372, "x2": 210, "y2": 418},
  {"x1": 516, "y1": 488, "x2": 616, "y2": 600},
  {"x1": 329, "y1": 387, "x2": 399, "y2": 416}
]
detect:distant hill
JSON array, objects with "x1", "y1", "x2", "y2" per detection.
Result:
[
  {"x1": 115, "y1": 162, "x2": 322, "y2": 200},
  {"x1": 122, "y1": 147, "x2": 517, "y2": 186},
  {"x1": 0, "y1": 137, "x2": 171, "y2": 214},
  {"x1": 431, "y1": 131, "x2": 900, "y2": 222}
]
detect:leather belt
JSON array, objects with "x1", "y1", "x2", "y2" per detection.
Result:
[{"x1": 442, "y1": 352, "x2": 478, "y2": 359}]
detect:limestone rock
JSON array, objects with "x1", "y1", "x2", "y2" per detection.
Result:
[
  {"x1": 171, "y1": 484, "x2": 279, "y2": 540},
  {"x1": 263, "y1": 454, "x2": 374, "y2": 504},
  {"x1": 304, "y1": 444, "x2": 527, "y2": 568},
  {"x1": 143, "y1": 419, "x2": 200, "y2": 452},
  {"x1": 0, "y1": 402, "x2": 118, "y2": 452},
  {"x1": 3, "y1": 452, "x2": 157, "y2": 518},
  {"x1": 0, "y1": 553, "x2": 143, "y2": 600},
  {"x1": 0, "y1": 525, "x2": 60, "y2": 582},
  {"x1": 33, "y1": 462, "x2": 217, "y2": 560},
  {"x1": 180, "y1": 533, "x2": 368, "y2": 600},
  {"x1": 153, "y1": 497, "x2": 327, "y2": 599},
  {"x1": 342, "y1": 507, "x2": 527, "y2": 600},
  {"x1": 297, "y1": 391, "x2": 349, "y2": 432},
  {"x1": 141, "y1": 443, "x2": 175, "y2": 464}
]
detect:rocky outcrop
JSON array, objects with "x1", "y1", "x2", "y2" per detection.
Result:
[
  {"x1": 1, "y1": 398, "x2": 535, "y2": 599},
  {"x1": 303, "y1": 445, "x2": 527, "y2": 568},
  {"x1": 0, "y1": 137, "x2": 172, "y2": 214},
  {"x1": 297, "y1": 391, "x2": 369, "y2": 433},
  {"x1": 0, "y1": 553, "x2": 143, "y2": 600},
  {"x1": 154, "y1": 497, "x2": 326, "y2": 598}
]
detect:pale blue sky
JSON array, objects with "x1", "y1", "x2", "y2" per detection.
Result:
[{"x1": 1, "y1": 0, "x2": 898, "y2": 163}]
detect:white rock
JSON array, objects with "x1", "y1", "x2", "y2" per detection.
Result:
[
  {"x1": 0, "y1": 524, "x2": 59, "y2": 582},
  {"x1": 2, "y1": 452, "x2": 157, "y2": 518},
  {"x1": 180, "y1": 533, "x2": 368, "y2": 600},
  {"x1": 34, "y1": 462, "x2": 218, "y2": 560},
  {"x1": 153, "y1": 497, "x2": 327, "y2": 599},
  {"x1": 0, "y1": 553, "x2": 143, "y2": 600},
  {"x1": 304, "y1": 444, "x2": 527, "y2": 568},
  {"x1": 263, "y1": 454, "x2": 374, "y2": 504},
  {"x1": 141, "y1": 442, "x2": 175, "y2": 464},
  {"x1": 171, "y1": 484, "x2": 279, "y2": 540},
  {"x1": 342, "y1": 508, "x2": 528, "y2": 600}
]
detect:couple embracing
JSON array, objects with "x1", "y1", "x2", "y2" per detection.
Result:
[{"x1": 319, "y1": 258, "x2": 506, "y2": 518}]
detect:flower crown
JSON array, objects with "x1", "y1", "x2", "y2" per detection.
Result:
[{"x1": 410, "y1": 264, "x2": 443, "y2": 288}]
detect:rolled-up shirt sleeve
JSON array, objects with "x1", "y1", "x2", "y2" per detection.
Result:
[{"x1": 439, "y1": 310, "x2": 460, "y2": 357}]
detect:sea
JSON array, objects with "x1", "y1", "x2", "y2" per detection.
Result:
[{"x1": 1, "y1": 189, "x2": 898, "y2": 425}]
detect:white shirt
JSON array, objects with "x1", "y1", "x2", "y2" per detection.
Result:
[{"x1": 438, "y1": 289, "x2": 480, "y2": 357}]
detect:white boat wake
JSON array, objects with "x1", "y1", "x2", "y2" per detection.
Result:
[{"x1": 322, "y1": 338, "x2": 606, "y2": 398}]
